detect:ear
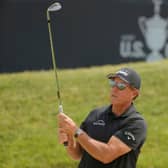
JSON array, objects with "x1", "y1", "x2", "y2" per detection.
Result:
[{"x1": 132, "y1": 89, "x2": 139, "y2": 100}]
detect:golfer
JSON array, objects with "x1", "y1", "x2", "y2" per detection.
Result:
[{"x1": 58, "y1": 67, "x2": 147, "y2": 168}]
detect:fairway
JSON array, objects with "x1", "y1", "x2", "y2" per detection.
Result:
[{"x1": 0, "y1": 60, "x2": 168, "y2": 168}]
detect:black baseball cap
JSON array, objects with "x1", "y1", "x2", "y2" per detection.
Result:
[{"x1": 107, "y1": 67, "x2": 141, "y2": 89}]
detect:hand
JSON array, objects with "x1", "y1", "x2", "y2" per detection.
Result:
[
  {"x1": 58, "y1": 127, "x2": 68, "y2": 144},
  {"x1": 58, "y1": 112, "x2": 78, "y2": 136}
]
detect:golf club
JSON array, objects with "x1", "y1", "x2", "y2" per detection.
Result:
[{"x1": 47, "y1": 2, "x2": 68, "y2": 146}]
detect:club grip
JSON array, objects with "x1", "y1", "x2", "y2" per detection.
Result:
[
  {"x1": 59, "y1": 105, "x2": 63, "y2": 113},
  {"x1": 59, "y1": 105, "x2": 68, "y2": 146}
]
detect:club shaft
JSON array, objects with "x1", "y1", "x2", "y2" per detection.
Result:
[{"x1": 47, "y1": 11, "x2": 62, "y2": 107}]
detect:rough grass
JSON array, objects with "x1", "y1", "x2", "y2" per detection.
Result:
[{"x1": 0, "y1": 60, "x2": 168, "y2": 168}]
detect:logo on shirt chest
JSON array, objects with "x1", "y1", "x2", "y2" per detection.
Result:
[{"x1": 93, "y1": 120, "x2": 106, "y2": 126}]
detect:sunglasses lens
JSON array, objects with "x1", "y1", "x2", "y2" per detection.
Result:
[
  {"x1": 117, "y1": 83, "x2": 126, "y2": 90},
  {"x1": 109, "y1": 79, "x2": 126, "y2": 90},
  {"x1": 109, "y1": 79, "x2": 116, "y2": 87}
]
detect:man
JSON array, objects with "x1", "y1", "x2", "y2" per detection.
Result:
[{"x1": 58, "y1": 67, "x2": 147, "y2": 168}]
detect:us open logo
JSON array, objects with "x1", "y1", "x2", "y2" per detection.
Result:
[{"x1": 119, "y1": 0, "x2": 168, "y2": 62}]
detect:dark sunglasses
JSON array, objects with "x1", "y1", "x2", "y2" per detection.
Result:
[{"x1": 108, "y1": 79, "x2": 127, "y2": 90}]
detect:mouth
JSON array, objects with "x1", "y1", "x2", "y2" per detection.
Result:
[{"x1": 112, "y1": 94, "x2": 117, "y2": 98}]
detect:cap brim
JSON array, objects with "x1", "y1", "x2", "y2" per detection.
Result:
[
  {"x1": 107, "y1": 73, "x2": 129, "y2": 84},
  {"x1": 107, "y1": 73, "x2": 116, "y2": 79}
]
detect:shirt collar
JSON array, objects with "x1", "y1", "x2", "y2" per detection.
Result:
[{"x1": 120, "y1": 103, "x2": 136, "y2": 118}]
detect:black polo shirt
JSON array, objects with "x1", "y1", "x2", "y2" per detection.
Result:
[{"x1": 78, "y1": 104, "x2": 147, "y2": 168}]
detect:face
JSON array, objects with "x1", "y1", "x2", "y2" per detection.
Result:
[{"x1": 109, "y1": 77, "x2": 139, "y2": 106}]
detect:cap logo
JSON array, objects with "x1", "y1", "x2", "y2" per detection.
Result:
[{"x1": 116, "y1": 70, "x2": 128, "y2": 76}]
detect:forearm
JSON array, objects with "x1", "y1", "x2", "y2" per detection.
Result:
[
  {"x1": 77, "y1": 132, "x2": 114, "y2": 163},
  {"x1": 66, "y1": 135, "x2": 83, "y2": 160}
]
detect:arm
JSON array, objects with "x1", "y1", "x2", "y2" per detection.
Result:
[
  {"x1": 58, "y1": 113, "x2": 131, "y2": 163},
  {"x1": 76, "y1": 131, "x2": 131, "y2": 163},
  {"x1": 58, "y1": 123, "x2": 83, "y2": 160},
  {"x1": 66, "y1": 134, "x2": 83, "y2": 160}
]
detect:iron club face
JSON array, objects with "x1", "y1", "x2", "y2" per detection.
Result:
[{"x1": 47, "y1": 2, "x2": 62, "y2": 12}]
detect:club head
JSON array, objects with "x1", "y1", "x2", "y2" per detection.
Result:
[{"x1": 48, "y1": 2, "x2": 62, "y2": 12}]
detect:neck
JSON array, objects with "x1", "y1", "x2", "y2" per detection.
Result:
[{"x1": 112, "y1": 102, "x2": 132, "y2": 116}]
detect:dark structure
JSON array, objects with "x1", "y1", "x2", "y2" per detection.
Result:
[{"x1": 1, "y1": 0, "x2": 168, "y2": 72}]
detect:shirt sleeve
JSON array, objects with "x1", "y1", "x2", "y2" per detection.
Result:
[
  {"x1": 80, "y1": 120, "x2": 87, "y2": 131},
  {"x1": 114, "y1": 119, "x2": 147, "y2": 150}
]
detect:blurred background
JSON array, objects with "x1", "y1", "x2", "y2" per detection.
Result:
[
  {"x1": 1, "y1": 0, "x2": 168, "y2": 73},
  {"x1": 1, "y1": 1, "x2": 168, "y2": 168}
]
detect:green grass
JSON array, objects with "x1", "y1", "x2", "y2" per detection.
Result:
[{"x1": 0, "y1": 60, "x2": 168, "y2": 168}]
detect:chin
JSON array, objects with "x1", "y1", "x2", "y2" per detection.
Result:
[
  {"x1": 111, "y1": 99, "x2": 117, "y2": 105},
  {"x1": 112, "y1": 99, "x2": 123, "y2": 106}
]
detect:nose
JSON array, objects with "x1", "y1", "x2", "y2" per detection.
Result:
[{"x1": 110, "y1": 85, "x2": 118, "y2": 92}]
